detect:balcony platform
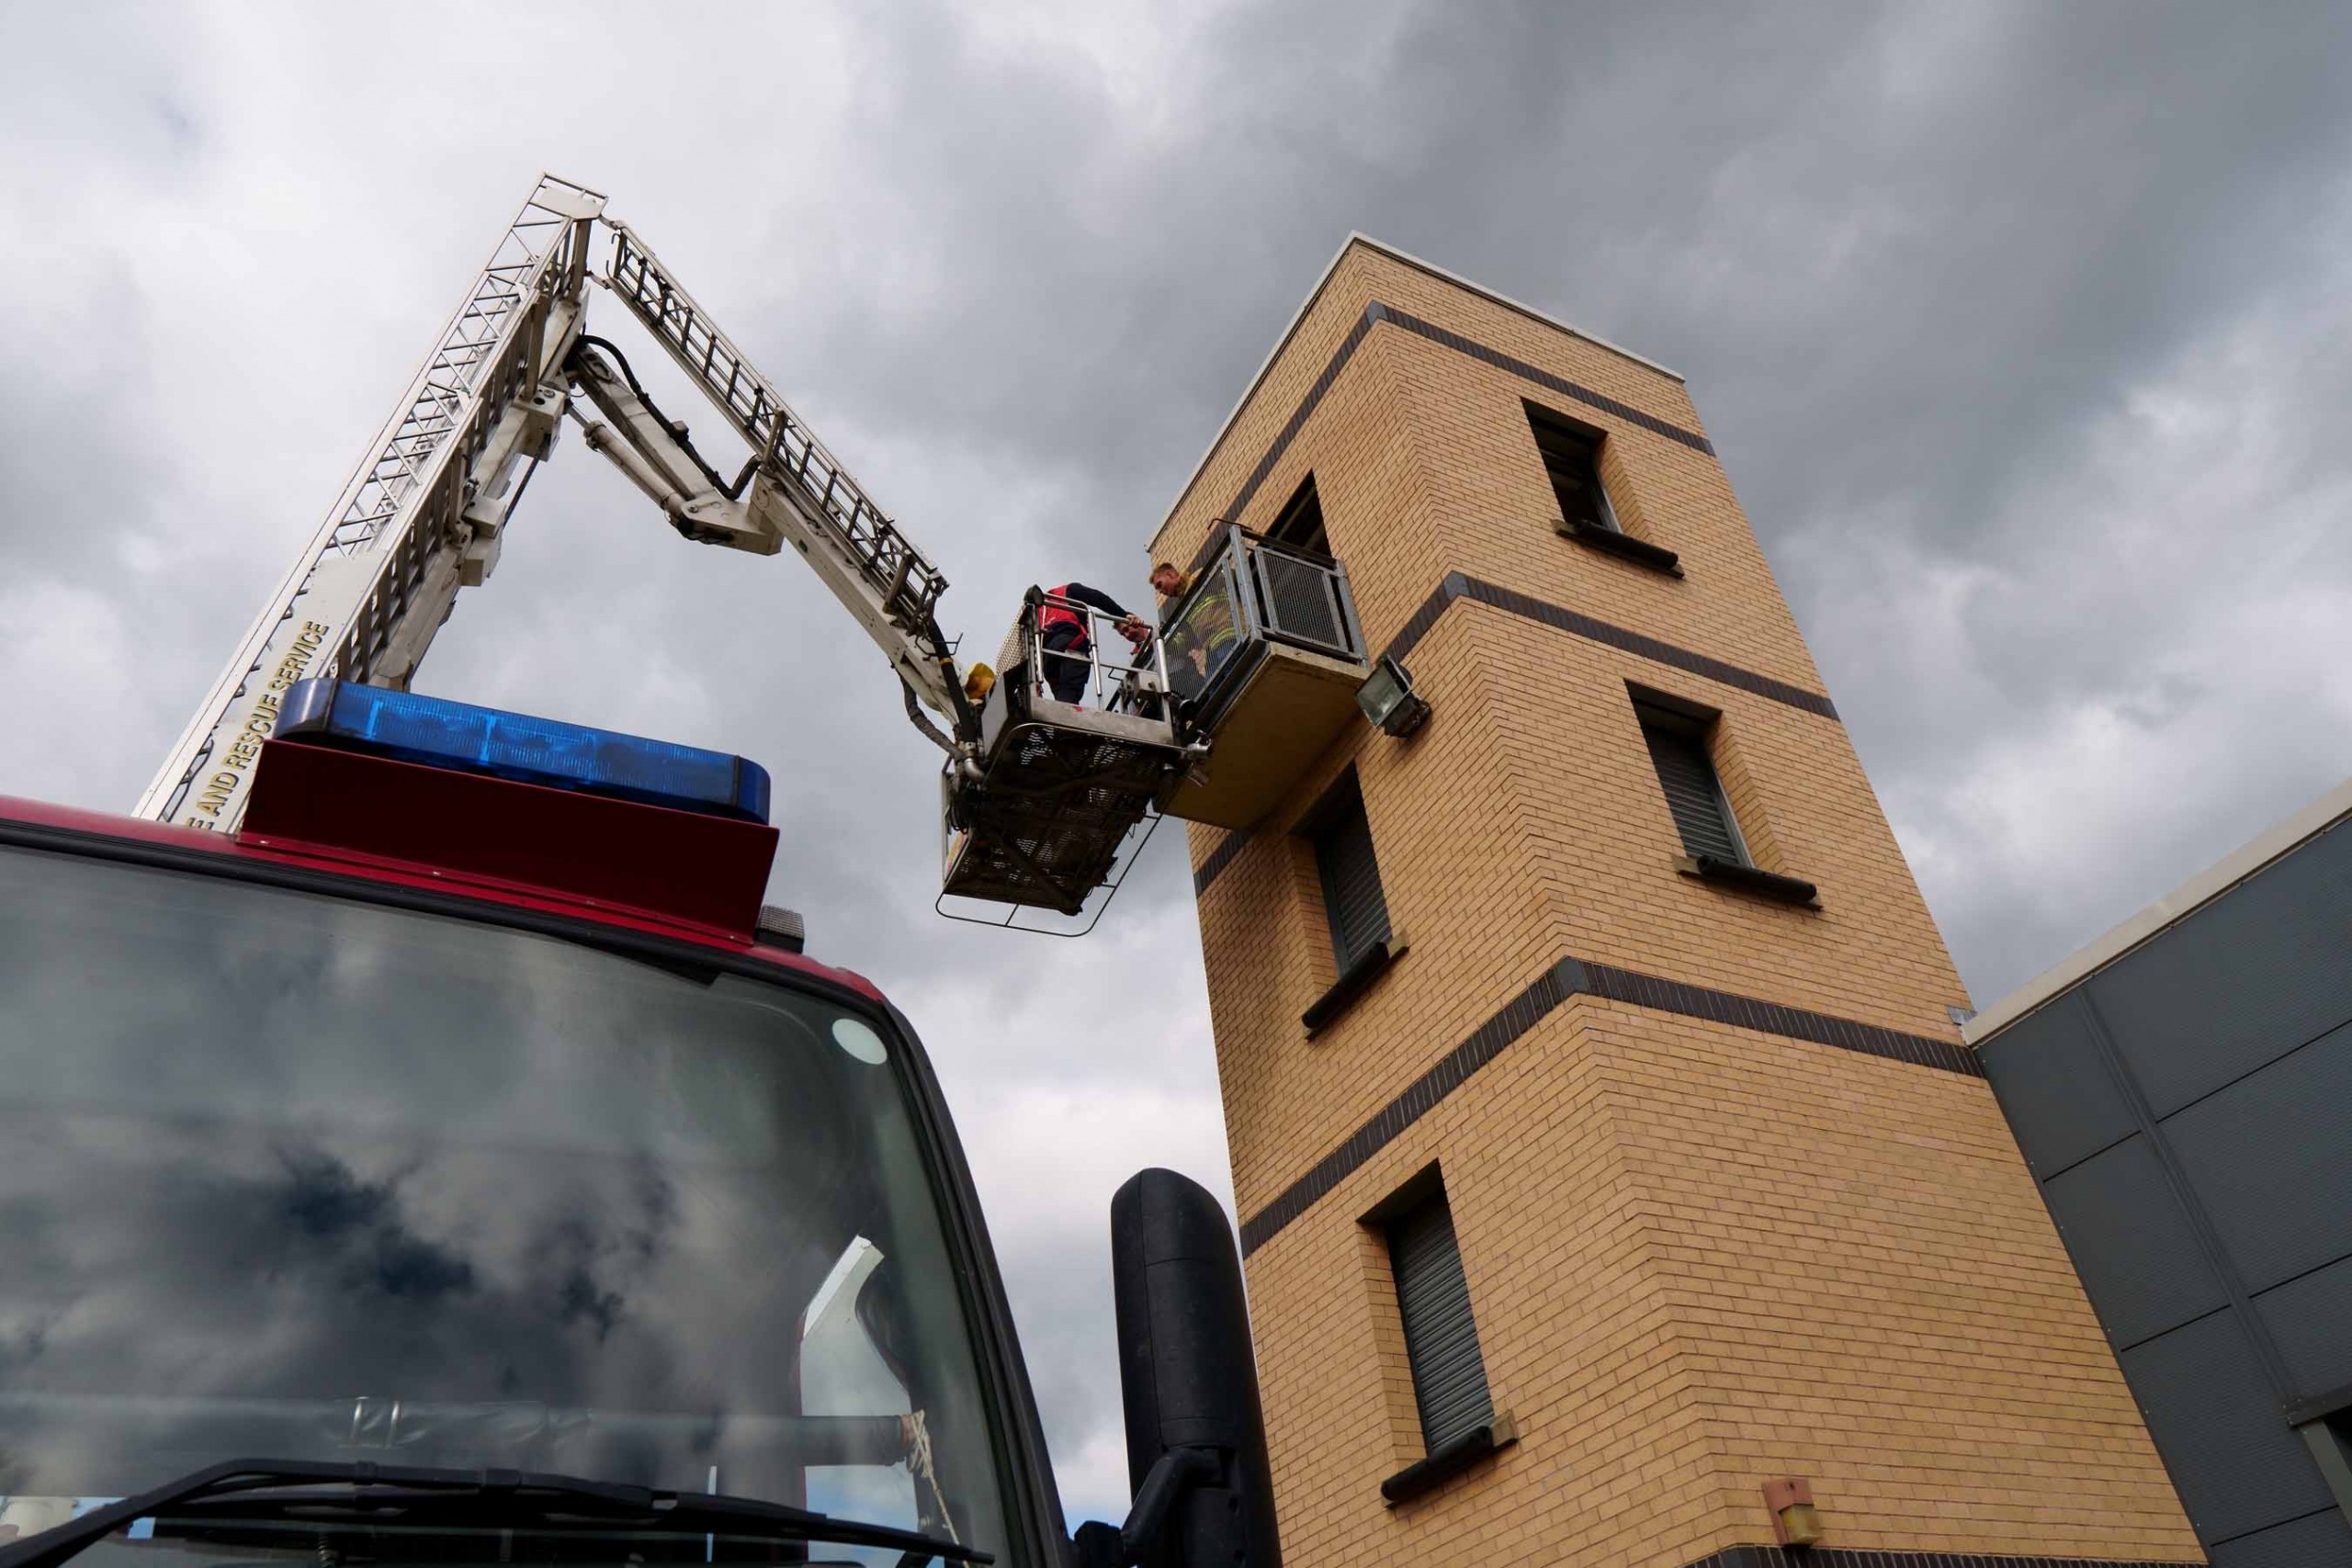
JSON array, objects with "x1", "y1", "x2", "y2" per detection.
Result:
[
  {"x1": 1159, "y1": 641, "x2": 1367, "y2": 829},
  {"x1": 1154, "y1": 525, "x2": 1371, "y2": 830}
]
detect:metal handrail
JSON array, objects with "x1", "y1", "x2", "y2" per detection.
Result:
[{"x1": 1016, "y1": 592, "x2": 1172, "y2": 717}]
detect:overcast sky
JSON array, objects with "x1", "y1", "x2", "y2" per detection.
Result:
[{"x1": 5, "y1": 0, "x2": 2350, "y2": 1527}]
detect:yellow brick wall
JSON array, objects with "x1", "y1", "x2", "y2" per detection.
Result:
[
  {"x1": 1154, "y1": 240, "x2": 2199, "y2": 1567},
  {"x1": 1585, "y1": 1003, "x2": 2190, "y2": 1556}
]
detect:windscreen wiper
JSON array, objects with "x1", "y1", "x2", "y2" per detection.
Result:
[{"x1": 0, "y1": 1457, "x2": 989, "y2": 1568}]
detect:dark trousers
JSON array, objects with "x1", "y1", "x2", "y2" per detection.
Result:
[{"x1": 1042, "y1": 623, "x2": 1091, "y2": 704}]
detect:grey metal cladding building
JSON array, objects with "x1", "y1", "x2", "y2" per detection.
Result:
[{"x1": 1967, "y1": 781, "x2": 2352, "y2": 1567}]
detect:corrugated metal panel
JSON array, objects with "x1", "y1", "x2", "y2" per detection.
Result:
[
  {"x1": 2256, "y1": 1254, "x2": 2352, "y2": 1400},
  {"x1": 2165, "y1": 1020, "x2": 2352, "y2": 1292},
  {"x1": 1312, "y1": 778, "x2": 1392, "y2": 971},
  {"x1": 1388, "y1": 1193, "x2": 1493, "y2": 1451},
  {"x1": 2120, "y1": 1310, "x2": 2336, "y2": 1545},
  {"x1": 2040, "y1": 1135, "x2": 2229, "y2": 1348},
  {"x1": 1641, "y1": 722, "x2": 1741, "y2": 863},
  {"x1": 1976, "y1": 994, "x2": 2137, "y2": 1177},
  {"x1": 2207, "y1": 1507, "x2": 2352, "y2": 1568},
  {"x1": 2087, "y1": 820, "x2": 2352, "y2": 1116}
]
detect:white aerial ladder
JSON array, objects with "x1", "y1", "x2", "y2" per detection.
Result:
[
  {"x1": 140, "y1": 175, "x2": 982, "y2": 822},
  {"x1": 137, "y1": 173, "x2": 1210, "y2": 923}
]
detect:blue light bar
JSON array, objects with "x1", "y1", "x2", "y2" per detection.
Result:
[{"x1": 274, "y1": 680, "x2": 771, "y2": 824}]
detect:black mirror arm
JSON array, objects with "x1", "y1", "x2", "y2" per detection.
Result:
[
  {"x1": 1121, "y1": 1446, "x2": 1221, "y2": 1564},
  {"x1": 1069, "y1": 1446, "x2": 1222, "y2": 1568}
]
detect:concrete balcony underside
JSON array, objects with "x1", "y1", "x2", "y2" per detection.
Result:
[{"x1": 1162, "y1": 639, "x2": 1368, "y2": 830}]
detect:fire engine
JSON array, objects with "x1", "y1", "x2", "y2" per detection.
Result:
[{"x1": 0, "y1": 175, "x2": 1280, "y2": 1568}]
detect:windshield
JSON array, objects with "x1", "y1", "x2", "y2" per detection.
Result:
[{"x1": 0, "y1": 845, "x2": 1008, "y2": 1564}]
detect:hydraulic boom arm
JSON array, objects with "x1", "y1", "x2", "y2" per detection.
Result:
[
  {"x1": 571, "y1": 223, "x2": 972, "y2": 742},
  {"x1": 138, "y1": 175, "x2": 975, "y2": 834}
]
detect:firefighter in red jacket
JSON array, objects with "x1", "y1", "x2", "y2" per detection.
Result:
[{"x1": 1036, "y1": 583, "x2": 1148, "y2": 705}]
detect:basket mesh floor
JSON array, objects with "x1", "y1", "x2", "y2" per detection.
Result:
[{"x1": 944, "y1": 722, "x2": 1179, "y2": 916}]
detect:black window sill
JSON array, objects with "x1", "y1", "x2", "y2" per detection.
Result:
[
  {"x1": 1556, "y1": 517, "x2": 1682, "y2": 577},
  {"x1": 1380, "y1": 1412, "x2": 1518, "y2": 1506},
  {"x1": 1676, "y1": 854, "x2": 1818, "y2": 908},
  {"x1": 1302, "y1": 933, "x2": 1408, "y2": 1036},
  {"x1": 2285, "y1": 1380, "x2": 2352, "y2": 1427}
]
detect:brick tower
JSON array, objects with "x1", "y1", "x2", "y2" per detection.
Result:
[{"x1": 1145, "y1": 240, "x2": 2201, "y2": 1568}]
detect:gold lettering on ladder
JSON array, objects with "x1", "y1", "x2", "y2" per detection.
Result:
[{"x1": 176, "y1": 619, "x2": 341, "y2": 829}]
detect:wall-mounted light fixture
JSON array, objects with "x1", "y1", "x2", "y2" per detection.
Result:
[
  {"x1": 1762, "y1": 1478, "x2": 1824, "y2": 1548},
  {"x1": 1355, "y1": 655, "x2": 1430, "y2": 739}
]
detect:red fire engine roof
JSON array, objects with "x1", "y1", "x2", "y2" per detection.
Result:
[{"x1": 0, "y1": 785, "x2": 882, "y2": 1004}]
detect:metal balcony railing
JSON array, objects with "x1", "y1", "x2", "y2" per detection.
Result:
[{"x1": 1159, "y1": 525, "x2": 1366, "y2": 732}]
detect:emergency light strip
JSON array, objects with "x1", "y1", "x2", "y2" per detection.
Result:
[{"x1": 274, "y1": 680, "x2": 771, "y2": 824}]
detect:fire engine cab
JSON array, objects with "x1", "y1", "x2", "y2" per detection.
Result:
[{"x1": 0, "y1": 681, "x2": 1276, "y2": 1568}]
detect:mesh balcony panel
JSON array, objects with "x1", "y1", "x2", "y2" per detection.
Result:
[{"x1": 1256, "y1": 550, "x2": 1350, "y2": 654}]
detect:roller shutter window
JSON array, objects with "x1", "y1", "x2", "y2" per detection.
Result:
[
  {"x1": 1310, "y1": 773, "x2": 1392, "y2": 971},
  {"x1": 1386, "y1": 1187, "x2": 1494, "y2": 1452},
  {"x1": 1527, "y1": 405, "x2": 1618, "y2": 534},
  {"x1": 1639, "y1": 705, "x2": 1747, "y2": 865}
]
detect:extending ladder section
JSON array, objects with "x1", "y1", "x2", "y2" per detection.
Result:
[
  {"x1": 604, "y1": 227, "x2": 950, "y2": 651},
  {"x1": 138, "y1": 175, "x2": 603, "y2": 831}
]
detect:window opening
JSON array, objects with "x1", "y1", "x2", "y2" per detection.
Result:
[
  {"x1": 2307, "y1": 1412, "x2": 2352, "y2": 1525},
  {"x1": 1636, "y1": 698, "x2": 1747, "y2": 865},
  {"x1": 1303, "y1": 770, "x2": 1391, "y2": 973},
  {"x1": 1383, "y1": 1177, "x2": 1493, "y2": 1452},
  {"x1": 1526, "y1": 404, "x2": 1618, "y2": 535},
  {"x1": 1266, "y1": 476, "x2": 1330, "y2": 557}
]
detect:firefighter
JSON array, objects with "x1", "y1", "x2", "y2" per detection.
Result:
[
  {"x1": 1150, "y1": 559, "x2": 1238, "y2": 699},
  {"x1": 1036, "y1": 583, "x2": 1148, "y2": 705},
  {"x1": 1148, "y1": 560, "x2": 1192, "y2": 604}
]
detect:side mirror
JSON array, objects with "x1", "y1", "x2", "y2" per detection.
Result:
[{"x1": 1074, "y1": 1169, "x2": 1280, "y2": 1568}]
